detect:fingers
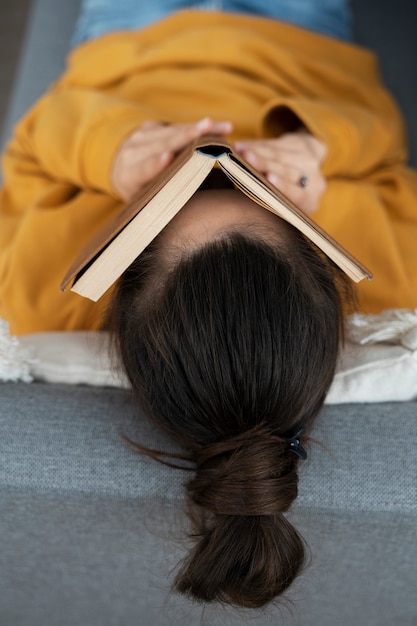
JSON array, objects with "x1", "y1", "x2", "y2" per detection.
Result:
[
  {"x1": 270, "y1": 173, "x2": 327, "y2": 215},
  {"x1": 133, "y1": 150, "x2": 174, "y2": 186},
  {"x1": 234, "y1": 135, "x2": 327, "y2": 214},
  {"x1": 239, "y1": 148, "x2": 306, "y2": 187},
  {"x1": 138, "y1": 118, "x2": 232, "y2": 155},
  {"x1": 111, "y1": 118, "x2": 233, "y2": 202},
  {"x1": 112, "y1": 148, "x2": 176, "y2": 203},
  {"x1": 240, "y1": 131, "x2": 327, "y2": 162}
]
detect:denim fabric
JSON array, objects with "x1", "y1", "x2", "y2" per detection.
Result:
[{"x1": 71, "y1": 0, "x2": 352, "y2": 47}]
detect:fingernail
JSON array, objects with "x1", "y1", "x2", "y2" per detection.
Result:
[
  {"x1": 268, "y1": 173, "x2": 280, "y2": 186},
  {"x1": 216, "y1": 121, "x2": 233, "y2": 132},
  {"x1": 245, "y1": 151, "x2": 258, "y2": 166},
  {"x1": 234, "y1": 141, "x2": 246, "y2": 151},
  {"x1": 196, "y1": 117, "x2": 211, "y2": 131}
]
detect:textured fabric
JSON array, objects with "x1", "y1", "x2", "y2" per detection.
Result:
[
  {"x1": 0, "y1": 384, "x2": 416, "y2": 625},
  {"x1": 1, "y1": 382, "x2": 416, "y2": 512},
  {"x1": 0, "y1": 319, "x2": 35, "y2": 382},
  {"x1": 0, "y1": 491, "x2": 416, "y2": 626},
  {"x1": 1, "y1": 490, "x2": 415, "y2": 626},
  {"x1": 1, "y1": 11, "x2": 417, "y2": 334},
  {"x1": 1, "y1": 321, "x2": 417, "y2": 402},
  {"x1": 71, "y1": 0, "x2": 353, "y2": 46},
  {"x1": 0, "y1": 384, "x2": 185, "y2": 499}
]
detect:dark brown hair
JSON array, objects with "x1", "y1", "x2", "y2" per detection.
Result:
[{"x1": 107, "y1": 227, "x2": 349, "y2": 609}]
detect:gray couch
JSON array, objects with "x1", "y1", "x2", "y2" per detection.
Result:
[{"x1": 1, "y1": 1, "x2": 417, "y2": 625}]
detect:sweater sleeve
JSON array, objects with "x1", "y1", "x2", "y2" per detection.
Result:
[
  {"x1": 258, "y1": 95, "x2": 417, "y2": 314},
  {"x1": 3, "y1": 86, "x2": 156, "y2": 199},
  {"x1": 313, "y1": 162, "x2": 417, "y2": 313},
  {"x1": 0, "y1": 87, "x2": 156, "y2": 334},
  {"x1": 259, "y1": 96, "x2": 408, "y2": 178}
]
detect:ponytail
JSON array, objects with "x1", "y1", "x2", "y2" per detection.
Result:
[{"x1": 176, "y1": 426, "x2": 305, "y2": 608}]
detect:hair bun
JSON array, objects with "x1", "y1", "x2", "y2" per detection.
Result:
[
  {"x1": 188, "y1": 426, "x2": 300, "y2": 517},
  {"x1": 177, "y1": 427, "x2": 306, "y2": 607}
]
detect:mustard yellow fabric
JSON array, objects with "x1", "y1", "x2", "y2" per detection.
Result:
[{"x1": 1, "y1": 10, "x2": 417, "y2": 334}]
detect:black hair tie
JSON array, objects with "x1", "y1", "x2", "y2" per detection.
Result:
[{"x1": 282, "y1": 427, "x2": 307, "y2": 460}]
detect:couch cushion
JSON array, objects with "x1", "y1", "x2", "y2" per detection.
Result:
[{"x1": 1, "y1": 382, "x2": 416, "y2": 513}]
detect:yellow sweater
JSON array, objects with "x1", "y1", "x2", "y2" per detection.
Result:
[{"x1": 1, "y1": 10, "x2": 417, "y2": 334}]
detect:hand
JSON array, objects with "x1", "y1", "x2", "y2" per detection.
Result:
[
  {"x1": 234, "y1": 129, "x2": 327, "y2": 214},
  {"x1": 111, "y1": 118, "x2": 233, "y2": 202}
]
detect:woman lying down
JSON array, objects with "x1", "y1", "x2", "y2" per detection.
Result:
[{"x1": 1, "y1": 0, "x2": 416, "y2": 610}]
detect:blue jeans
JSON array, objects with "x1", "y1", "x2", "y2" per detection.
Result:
[{"x1": 71, "y1": 0, "x2": 352, "y2": 47}]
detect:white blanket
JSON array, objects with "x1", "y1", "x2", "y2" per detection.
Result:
[{"x1": 1, "y1": 310, "x2": 417, "y2": 403}]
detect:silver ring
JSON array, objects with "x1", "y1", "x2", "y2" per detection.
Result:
[{"x1": 299, "y1": 175, "x2": 308, "y2": 188}]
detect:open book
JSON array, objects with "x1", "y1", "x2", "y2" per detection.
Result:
[{"x1": 61, "y1": 136, "x2": 372, "y2": 301}]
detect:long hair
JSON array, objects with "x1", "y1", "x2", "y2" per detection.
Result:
[{"x1": 107, "y1": 226, "x2": 350, "y2": 608}]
